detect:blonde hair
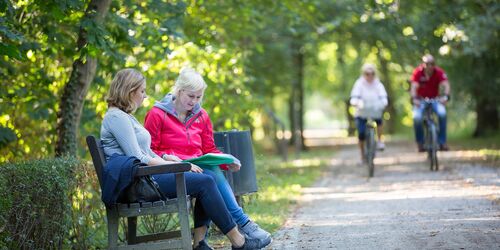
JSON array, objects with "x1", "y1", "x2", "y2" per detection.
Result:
[
  {"x1": 361, "y1": 63, "x2": 376, "y2": 74},
  {"x1": 106, "y1": 68, "x2": 145, "y2": 113},
  {"x1": 172, "y1": 67, "x2": 207, "y2": 98}
]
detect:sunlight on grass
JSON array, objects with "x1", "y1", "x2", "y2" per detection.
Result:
[
  {"x1": 479, "y1": 149, "x2": 500, "y2": 157},
  {"x1": 287, "y1": 158, "x2": 322, "y2": 168}
]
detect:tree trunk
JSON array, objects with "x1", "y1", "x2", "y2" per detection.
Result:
[
  {"x1": 474, "y1": 97, "x2": 499, "y2": 137},
  {"x1": 288, "y1": 97, "x2": 296, "y2": 146},
  {"x1": 345, "y1": 99, "x2": 356, "y2": 136},
  {"x1": 337, "y1": 45, "x2": 355, "y2": 136},
  {"x1": 377, "y1": 47, "x2": 397, "y2": 134},
  {"x1": 470, "y1": 56, "x2": 499, "y2": 137},
  {"x1": 289, "y1": 37, "x2": 306, "y2": 154},
  {"x1": 55, "y1": 0, "x2": 112, "y2": 156},
  {"x1": 296, "y1": 42, "x2": 306, "y2": 151}
]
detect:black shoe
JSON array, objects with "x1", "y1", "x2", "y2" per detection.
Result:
[
  {"x1": 194, "y1": 240, "x2": 214, "y2": 250},
  {"x1": 232, "y1": 236, "x2": 271, "y2": 250},
  {"x1": 418, "y1": 144, "x2": 425, "y2": 152},
  {"x1": 439, "y1": 144, "x2": 449, "y2": 151}
]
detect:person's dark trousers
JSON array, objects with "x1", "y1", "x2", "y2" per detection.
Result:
[
  {"x1": 153, "y1": 169, "x2": 236, "y2": 234},
  {"x1": 355, "y1": 117, "x2": 383, "y2": 141}
]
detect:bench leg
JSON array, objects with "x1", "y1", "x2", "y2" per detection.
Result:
[
  {"x1": 127, "y1": 217, "x2": 138, "y2": 244},
  {"x1": 107, "y1": 209, "x2": 119, "y2": 248},
  {"x1": 176, "y1": 173, "x2": 192, "y2": 249}
]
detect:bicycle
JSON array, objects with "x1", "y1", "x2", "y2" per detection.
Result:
[
  {"x1": 420, "y1": 98, "x2": 440, "y2": 171},
  {"x1": 364, "y1": 118, "x2": 378, "y2": 177}
]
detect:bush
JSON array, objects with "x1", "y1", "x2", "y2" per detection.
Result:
[
  {"x1": 66, "y1": 160, "x2": 107, "y2": 248},
  {"x1": 0, "y1": 157, "x2": 81, "y2": 249}
]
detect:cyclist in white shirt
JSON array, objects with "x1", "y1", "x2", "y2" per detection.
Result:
[{"x1": 350, "y1": 63, "x2": 388, "y2": 162}]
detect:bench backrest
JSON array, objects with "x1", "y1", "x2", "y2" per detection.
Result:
[{"x1": 86, "y1": 135, "x2": 106, "y2": 186}]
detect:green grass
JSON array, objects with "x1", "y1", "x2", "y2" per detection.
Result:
[
  {"x1": 208, "y1": 148, "x2": 334, "y2": 247},
  {"x1": 448, "y1": 131, "x2": 500, "y2": 150},
  {"x1": 448, "y1": 132, "x2": 500, "y2": 162}
]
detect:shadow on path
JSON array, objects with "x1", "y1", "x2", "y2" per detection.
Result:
[{"x1": 269, "y1": 141, "x2": 500, "y2": 249}]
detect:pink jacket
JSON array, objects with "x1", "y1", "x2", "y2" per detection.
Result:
[{"x1": 144, "y1": 94, "x2": 226, "y2": 169}]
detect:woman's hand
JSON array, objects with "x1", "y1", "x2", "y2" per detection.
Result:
[
  {"x1": 162, "y1": 154, "x2": 182, "y2": 162},
  {"x1": 190, "y1": 163, "x2": 203, "y2": 173},
  {"x1": 228, "y1": 163, "x2": 241, "y2": 172}
]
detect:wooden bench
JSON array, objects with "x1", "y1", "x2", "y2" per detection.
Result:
[{"x1": 86, "y1": 135, "x2": 193, "y2": 249}]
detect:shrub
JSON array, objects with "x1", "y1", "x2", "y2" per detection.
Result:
[
  {"x1": 0, "y1": 157, "x2": 81, "y2": 249},
  {"x1": 66, "y1": 160, "x2": 107, "y2": 248}
]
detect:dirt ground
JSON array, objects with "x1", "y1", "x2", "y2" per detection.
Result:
[{"x1": 269, "y1": 141, "x2": 500, "y2": 249}]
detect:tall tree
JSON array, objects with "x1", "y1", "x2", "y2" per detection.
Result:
[{"x1": 55, "y1": 0, "x2": 111, "y2": 156}]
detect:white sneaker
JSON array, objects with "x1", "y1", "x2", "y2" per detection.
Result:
[
  {"x1": 377, "y1": 142, "x2": 385, "y2": 151},
  {"x1": 239, "y1": 221, "x2": 271, "y2": 245}
]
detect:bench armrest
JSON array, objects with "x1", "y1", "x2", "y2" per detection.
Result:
[{"x1": 136, "y1": 163, "x2": 191, "y2": 176}]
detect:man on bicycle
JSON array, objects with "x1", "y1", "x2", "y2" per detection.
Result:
[
  {"x1": 350, "y1": 63, "x2": 388, "y2": 163},
  {"x1": 410, "y1": 54, "x2": 451, "y2": 152}
]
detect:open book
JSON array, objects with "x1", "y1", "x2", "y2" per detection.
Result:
[{"x1": 182, "y1": 153, "x2": 241, "y2": 167}]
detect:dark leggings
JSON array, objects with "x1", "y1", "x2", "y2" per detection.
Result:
[
  {"x1": 355, "y1": 117, "x2": 382, "y2": 141},
  {"x1": 153, "y1": 169, "x2": 236, "y2": 234}
]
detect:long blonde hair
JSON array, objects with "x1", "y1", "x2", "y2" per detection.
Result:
[
  {"x1": 106, "y1": 68, "x2": 145, "y2": 113},
  {"x1": 172, "y1": 67, "x2": 207, "y2": 98}
]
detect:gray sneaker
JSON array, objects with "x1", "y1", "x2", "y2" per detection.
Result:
[
  {"x1": 231, "y1": 236, "x2": 271, "y2": 250},
  {"x1": 239, "y1": 221, "x2": 271, "y2": 244}
]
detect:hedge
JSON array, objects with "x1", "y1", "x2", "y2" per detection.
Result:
[{"x1": 0, "y1": 157, "x2": 81, "y2": 249}]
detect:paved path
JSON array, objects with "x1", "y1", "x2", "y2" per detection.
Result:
[{"x1": 269, "y1": 142, "x2": 500, "y2": 249}]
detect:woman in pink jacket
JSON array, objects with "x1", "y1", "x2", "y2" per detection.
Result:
[{"x1": 144, "y1": 68, "x2": 271, "y2": 249}]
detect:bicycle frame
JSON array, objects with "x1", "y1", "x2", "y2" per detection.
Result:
[
  {"x1": 421, "y1": 98, "x2": 440, "y2": 171},
  {"x1": 364, "y1": 118, "x2": 377, "y2": 177}
]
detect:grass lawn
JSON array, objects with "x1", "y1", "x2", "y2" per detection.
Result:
[
  {"x1": 208, "y1": 148, "x2": 335, "y2": 248},
  {"x1": 448, "y1": 131, "x2": 500, "y2": 162}
]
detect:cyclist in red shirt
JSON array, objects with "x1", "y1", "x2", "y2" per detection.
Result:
[{"x1": 410, "y1": 54, "x2": 451, "y2": 152}]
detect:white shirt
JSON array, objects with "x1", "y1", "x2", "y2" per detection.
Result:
[{"x1": 350, "y1": 77, "x2": 388, "y2": 119}]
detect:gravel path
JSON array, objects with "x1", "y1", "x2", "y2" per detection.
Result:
[{"x1": 269, "y1": 142, "x2": 500, "y2": 249}]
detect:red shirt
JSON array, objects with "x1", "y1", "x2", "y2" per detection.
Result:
[
  {"x1": 411, "y1": 64, "x2": 448, "y2": 98},
  {"x1": 144, "y1": 106, "x2": 228, "y2": 170}
]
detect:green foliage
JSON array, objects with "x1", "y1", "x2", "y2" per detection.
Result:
[
  {"x1": 0, "y1": 157, "x2": 80, "y2": 249},
  {"x1": 66, "y1": 159, "x2": 107, "y2": 248},
  {"x1": 0, "y1": 126, "x2": 16, "y2": 149},
  {"x1": 1, "y1": 0, "x2": 498, "y2": 158}
]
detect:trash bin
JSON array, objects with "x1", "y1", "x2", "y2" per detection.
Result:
[{"x1": 214, "y1": 130, "x2": 258, "y2": 196}]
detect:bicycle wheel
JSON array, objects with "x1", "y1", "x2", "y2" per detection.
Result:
[
  {"x1": 429, "y1": 123, "x2": 439, "y2": 171},
  {"x1": 423, "y1": 122, "x2": 432, "y2": 170},
  {"x1": 366, "y1": 128, "x2": 375, "y2": 177}
]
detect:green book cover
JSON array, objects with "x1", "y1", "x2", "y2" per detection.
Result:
[{"x1": 182, "y1": 153, "x2": 240, "y2": 167}]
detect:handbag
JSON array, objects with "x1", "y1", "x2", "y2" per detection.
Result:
[{"x1": 118, "y1": 175, "x2": 166, "y2": 203}]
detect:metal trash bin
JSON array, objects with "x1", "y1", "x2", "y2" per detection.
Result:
[{"x1": 214, "y1": 130, "x2": 258, "y2": 196}]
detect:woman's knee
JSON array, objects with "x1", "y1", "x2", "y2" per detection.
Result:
[
  {"x1": 436, "y1": 104, "x2": 447, "y2": 117},
  {"x1": 413, "y1": 111, "x2": 423, "y2": 122},
  {"x1": 201, "y1": 169, "x2": 217, "y2": 181},
  {"x1": 184, "y1": 172, "x2": 217, "y2": 192},
  {"x1": 197, "y1": 172, "x2": 217, "y2": 188}
]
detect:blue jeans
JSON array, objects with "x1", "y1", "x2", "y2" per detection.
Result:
[
  {"x1": 153, "y1": 170, "x2": 236, "y2": 234},
  {"x1": 203, "y1": 166, "x2": 250, "y2": 227},
  {"x1": 413, "y1": 102, "x2": 447, "y2": 145},
  {"x1": 355, "y1": 117, "x2": 382, "y2": 141}
]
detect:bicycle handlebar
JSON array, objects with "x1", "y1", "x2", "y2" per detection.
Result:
[{"x1": 417, "y1": 96, "x2": 449, "y2": 104}]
